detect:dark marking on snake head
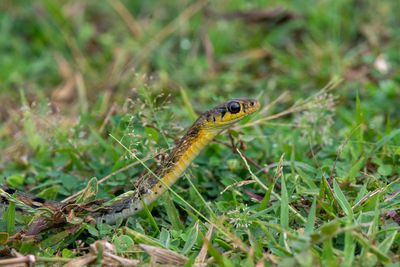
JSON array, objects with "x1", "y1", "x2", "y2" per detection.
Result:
[
  {"x1": 219, "y1": 107, "x2": 227, "y2": 119},
  {"x1": 206, "y1": 113, "x2": 211, "y2": 122}
]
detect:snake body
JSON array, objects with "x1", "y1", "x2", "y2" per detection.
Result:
[{"x1": 0, "y1": 98, "x2": 260, "y2": 224}]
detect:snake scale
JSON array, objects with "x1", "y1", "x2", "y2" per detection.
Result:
[{"x1": 0, "y1": 98, "x2": 260, "y2": 224}]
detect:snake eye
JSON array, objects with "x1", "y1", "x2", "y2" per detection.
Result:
[{"x1": 227, "y1": 101, "x2": 241, "y2": 114}]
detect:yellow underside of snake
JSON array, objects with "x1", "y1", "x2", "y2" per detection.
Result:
[{"x1": 0, "y1": 98, "x2": 260, "y2": 224}]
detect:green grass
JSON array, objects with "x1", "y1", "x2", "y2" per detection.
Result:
[{"x1": 1, "y1": 0, "x2": 400, "y2": 265}]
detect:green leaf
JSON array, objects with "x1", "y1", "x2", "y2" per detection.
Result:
[
  {"x1": 125, "y1": 227, "x2": 165, "y2": 248},
  {"x1": 6, "y1": 174, "x2": 24, "y2": 188},
  {"x1": 159, "y1": 228, "x2": 170, "y2": 248},
  {"x1": 280, "y1": 175, "x2": 289, "y2": 230},
  {"x1": 163, "y1": 193, "x2": 184, "y2": 231},
  {"x1": 41, "y1": 227, "x2": 79, "y2": 248},
  {"x1": 296, "y1": 167, "x2": 318, "y2": 190},
  {"x1": 181, "y1": 221, "x2": 199, "y2": 255},
  {"x1": 242, "y1": 255, "x2": 255, "y2": 267},
  {"x1": 215, "y1": 238, "x2": 233, "y2": 251},
  {"x1": 372, "y1": 129, "x2": 400, "y2": 153},
  {"x1": 87, "y1": 224, "x2": 99, "y2": 237},
  {"x1": 352, "y1": 232, "x2": 390, "y2": 263},
  {"x1": 343, "y1": 222, "x2": 355, "y2": 267},
  {"x1": 333, "y1": 180, "x2": 352, "y2": 216},
  {"x1": 355, "y1": 92, "x2": 364, "y2": 155},
  {"x1": 0, "y1": 232, "x2": 8, "y2": 245},
  {"x1": 315, "y1": 198, "x2": 337, "y2": 218},
  {"x1": 321, "y1": 176, "x2": 335, "y2": 205},
  {"x1": 203, "y1": 235, "x2": 225, "y2": 267},
  {"x1": 20, "y1": 240, "x2": 39, "y2": 255},
  {"x1": 114, "y1": 235, "x2": 134, "y2": 252},
  {"x1": 145, "y1": 127, "x2": 159, "y2": 142},
  {"x1": 76, "y1": 177, "x2": 98, "y2": 203},
  {"x1": 223, "y1": 257, "x2": 235, "y2": 267},
  {"x1": 60, "y1": 173, "x2": 78, "y2": 191},
  {"x1": 248, "y1": 232, "x2": 263, "y2": 260},
  {"x1": 184, "y1": 254, "x2": 197, "y2": 267},
  {"x1": 304, "y1": 198, "x2": 316, "y2": 233},
  {"x1": 378, "y1": 230, "x2": 397, "y2": 254},
  {"x1": 320, "y1": 221, "x2": 340, "y2": 237},
  {"x1": 377, "y1": 164, "x2": 393, "y2": 176},
  {"x1": 354, "y1": 182, "x2": 368, "y2": 204},
  {"x1": 140, "y1": 194, "x2": 160, "y2": 235},
  {"x1": 36, "y1": 186, "x2": 59, "y2": 200},
  {"x1": 344, "y1": 156, "x2": 365, "y2": 182},
  {"x1": 5, "y1": 199, "x2": 15, "y2": 235},
  {"x1": 61, "y1": 248, "x2": 74, "y2": 258},
  {"x1": 257, "y1": 177, "x2": 277, "y2": 211},
  {"x1": 321, "y1": 239, "x2": 337, "y2": 266}
]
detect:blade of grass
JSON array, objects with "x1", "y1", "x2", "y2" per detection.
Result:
[
  {"x1": 5, "y1": 199, "x2": 15, "y2": 235},
  {"x1": 296, "y1": 167, "x2": 318, "y2": 190},
  {"x1": 378, "y1": 230, "x2": 397, "y2": 254},
  {"x1": 257, "y1": 178, "x2": 276, "y2": 212},
  {"x1": 202, "y1": 235, "x2": 227, "y2": 267},
  {"x1": 321, "y1": 238, "x2": 337, "y2": 266},
  {"x1": 343, "y1": 220, "x2": 355, "y2": 267},
  {"x1": 352, "y1": 231, "x2": 390, "y2": 263},
  {"x1": 355, "y1": 92, "x2": 365, "y2": 157},
  {"x1": 236, "y1": 149, "x2": 306, "y2": 223},
  {"x1": 0, "y1": 188, "x2": 37, "y2": 214},
  {"x1": 124, "y1": 227, "x2": 165, "y2": 248},
  {"x1": 140, "y1": 191, "x2": 160, "y2": 235},
  {"x1": 333, "y1": 180, "x2": 353, "y2": 217},
  {"x1": 316, "y1": 198, "x2": 338, "y2": 218},
  {"x1": 258, "y1": 153, "x2": 284, "y2": 211},
  {"x1": 344, "y1": 156, "x2": 365, "y2": 183},
  {"x1": 280, "y1": 174, "x2": 289, "y2": 230},
  {"x1": 75, "y1": 177, "x2": 98, "y2": 203},
  {"x1": 163, "y1": 193, "x2": 185, "y2": 231},
  {"x1": 304, "y1": 198, "x2": 316, "y2": 233},
  {"x1": 180, "y1": 87, "x2": 197, "y2": 120},
  {"x1": 181, "y1": 221, "x2": 199, "y2": 255},
  {"x1": 372, "y1": 128, "x2": 400, "y2": 154}
]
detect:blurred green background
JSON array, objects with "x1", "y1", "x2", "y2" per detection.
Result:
[{"x1": 1, "y1": 0, "x2": 398, "y2": 108}]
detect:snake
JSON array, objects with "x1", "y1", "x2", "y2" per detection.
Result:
[{"x1": 0, "y1": 98, "x2": 260, "y2": 224}]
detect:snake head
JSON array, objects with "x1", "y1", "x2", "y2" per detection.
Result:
[{"x1": 202, "y1": 98, "x2": 260, "y2": 130}]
